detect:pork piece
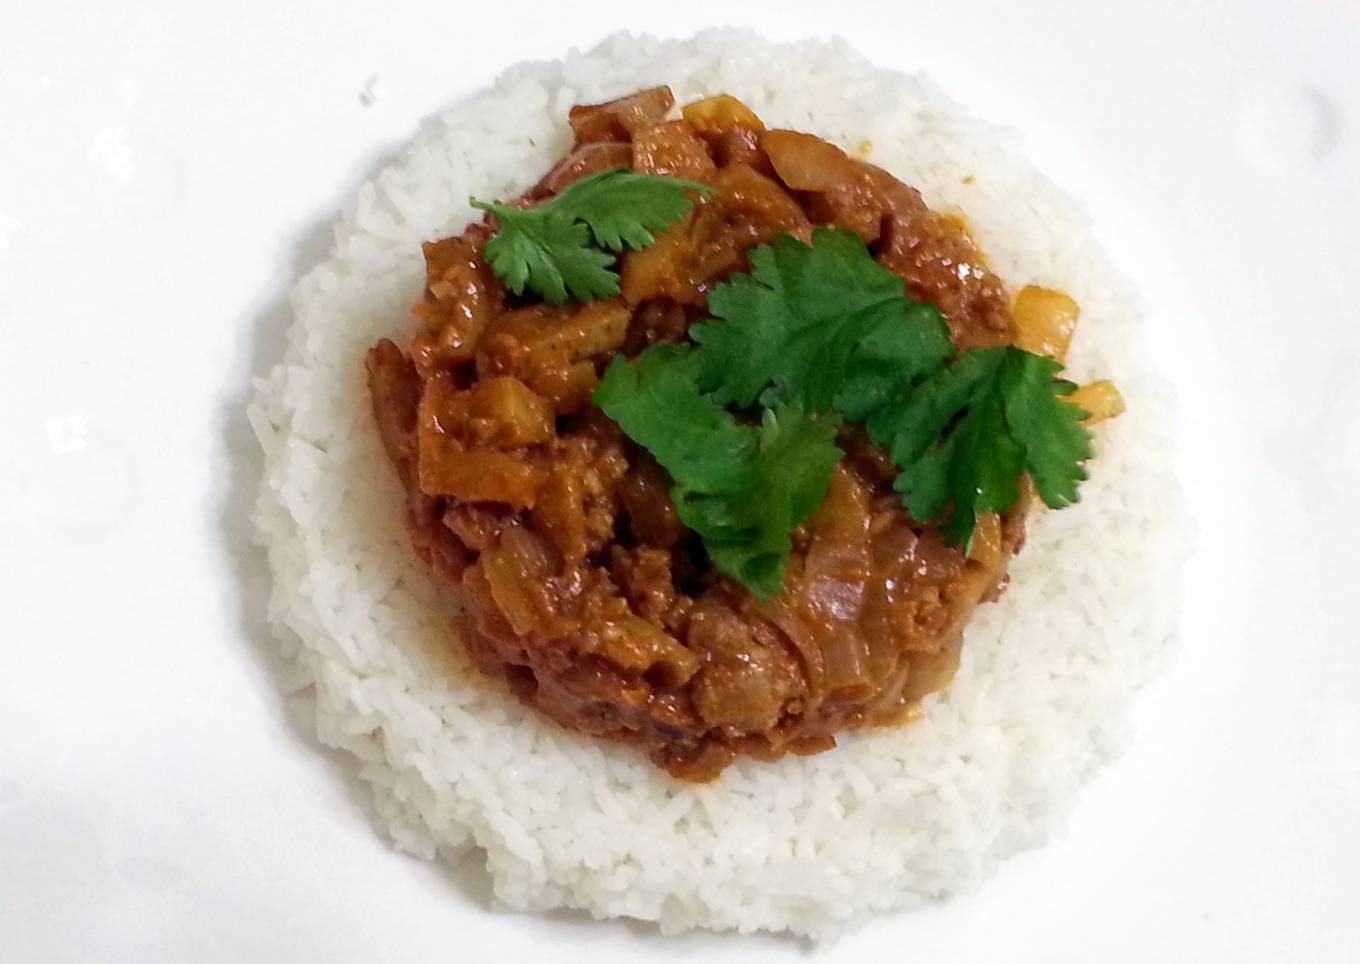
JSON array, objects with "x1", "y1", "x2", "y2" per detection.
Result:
[
  {"x1": 415, "y1": 370, "x2": 549, "y2": 509},
  {"x1": 762, "y1": 129, "x2": 886, "y2": 244},
  {"x1": 366, "y1": 339, "x2": 422, "y2": 486},
  {"x1": 475, "y1": 298, "x2": 631, "y2": 416},
  {"x1": 367, "y1": 87, "x2": 1031, "y2": 781},
  {"x1": 631, "y1": 121, "x2": 717, "y2": 181},
  {"x1": 569, "y1": 87, "x2": 675, "y2": 144},
  {"x1": 365, "y1": 340, "x2": 471, "y2": 579},
  {"x1": 409, "y1": 225, "x2": 502, "y2": 376},
  {"x1": 533, "y1": 142, "x2": 633, "y2": 197}
]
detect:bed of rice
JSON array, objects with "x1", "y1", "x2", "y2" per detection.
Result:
[{"x1": 248, "y1": 29, "x2": 1186, "y2": 939}]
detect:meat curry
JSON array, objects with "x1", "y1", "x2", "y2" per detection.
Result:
[{"x1": 366, "y1": 87, "x2": 1103, "y2": 780}]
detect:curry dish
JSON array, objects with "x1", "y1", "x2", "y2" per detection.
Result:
[{"x1": 365, "y1": 87, "x2": 1104, "y2": 781}]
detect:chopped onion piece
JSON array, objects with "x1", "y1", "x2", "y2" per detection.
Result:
[
  {"x1": 681, "y1": 94, "x2": 765, "y2": 134},
  {"x1": 1012, "y1": 285, "x2": 1080, "y2": 361},
  {"x1": 1066, "y1": 379, "x2": 1125, "y2": 426}
]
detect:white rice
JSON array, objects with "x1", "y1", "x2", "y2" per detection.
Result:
[{"x1": 248, "y1": 29, "x2": 1187, "y2": 939}]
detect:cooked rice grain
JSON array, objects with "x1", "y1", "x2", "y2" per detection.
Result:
[{"x1": 249, "y1": 29, "x2": 1187, "y2": 939}]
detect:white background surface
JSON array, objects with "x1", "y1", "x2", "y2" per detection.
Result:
[{"x1": 2, "y1": 1, "x2": 1357, "y2": 961}]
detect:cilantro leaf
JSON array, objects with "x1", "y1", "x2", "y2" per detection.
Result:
[
  {"x1": 681, "y1": 403, "x2": 842, "y2": 598},
  {"x1": 593, "y1": 345, "x2": 842, "y2": 599},
  {"x1": 691, "y1": 228, "x2": 953, "y2": 412},
  {"x1": 471, "y1": 169, "x2": 710, "y2": 304},
  {"x1": 868, "y1": 347, "x2": 1093, "y2": 547},
  {"x1": 867, "y1": 348, "x2": 1008, "y2": 467},
  {"x1": 592, "y1": 344, "x2": 755, "y2": 494},
  {"x1": 589, "y1": 219, "x2": 1101, "y2": 595},
  {"x1": 545, "y1": 168, "x2": 711, "y2": 252},
  {"x1": 834, "y1": 304, "x2": 956, "y2": 420},
  {"x1": 997, "y1": 351, "x2": 1091, "y2": 509},
  {"x1": 476, "y1": 207, "x2": 619, "y2": 304}
]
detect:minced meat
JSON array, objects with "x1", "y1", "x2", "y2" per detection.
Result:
[{"x1": 367, "y1": 87, "x2": 1029, "y2": 781}]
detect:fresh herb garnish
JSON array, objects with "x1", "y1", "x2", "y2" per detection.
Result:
[
  {"x1": 471, "y1": 168, "x2": 711, "y2": 304},
  {"x1": 866, "y1": 347, "x2": 1092, "y2": 546},
  {"x1": 593, "y1": 345, "x2": 842, "y2": 600},
  {"x1": 591, "y1": 226, "x2": 1098, "y2": 596},
  {"x1": 691, "y1": 229, "x2": 953, "y2": 414}
]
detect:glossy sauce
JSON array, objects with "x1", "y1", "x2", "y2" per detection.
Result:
[{"x1": 367, "y1": 87, "x2": 1030, "y2": 781}]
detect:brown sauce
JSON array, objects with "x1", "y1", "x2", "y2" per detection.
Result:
[{"x1": 366, "y1": 87, "x2": 1029, "y2": 781}]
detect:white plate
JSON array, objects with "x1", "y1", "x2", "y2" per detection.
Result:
[{"x1": 1, "y1": 2, "x2": 1357, "y2": 961}]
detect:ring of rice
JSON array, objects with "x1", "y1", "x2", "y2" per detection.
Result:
[{"x1": 248, "y1": 29, "x2": 1186, "y2": 938}]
